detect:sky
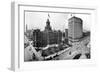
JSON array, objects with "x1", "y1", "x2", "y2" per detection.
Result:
[{"x1": 25, "y1": 11, "x2": 91, "y2": 32}]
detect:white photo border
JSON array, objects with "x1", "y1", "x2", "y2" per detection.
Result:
[{"x1": 11, "y1": 2, "x2": 97, "y2": 71}]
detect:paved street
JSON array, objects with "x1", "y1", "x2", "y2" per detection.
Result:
[{"x1": 53, "y1": 35, "x2": 90, "y2": 60}]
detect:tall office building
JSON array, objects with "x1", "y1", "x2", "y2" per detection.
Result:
[{"x1": 68, "y1": 16, "x2": 83, "y2": 43}]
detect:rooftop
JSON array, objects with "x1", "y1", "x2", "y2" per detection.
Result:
[{"x1": 68, "y1": 16, "x2": 83, "y2": 22}]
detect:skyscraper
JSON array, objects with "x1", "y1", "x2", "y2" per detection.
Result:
[{"x1": 68, "y1": 16, "x2": 83, "y2": 43}]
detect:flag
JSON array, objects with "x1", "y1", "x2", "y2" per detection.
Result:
[
  {"x1": 71, "y1": 13, "x2": 72, "y2": 16},
  {"x1": 48, "y1": 14, "x2": 50, "y2": 18}
]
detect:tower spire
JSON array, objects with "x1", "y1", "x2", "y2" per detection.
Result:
[{"x1": 45, "y1": 14, "x2": 52, "y2": 31}]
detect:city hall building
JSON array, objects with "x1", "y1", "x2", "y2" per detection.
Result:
[{"x1": 32, "y1": 16, "x2": 65, "y2": 47}]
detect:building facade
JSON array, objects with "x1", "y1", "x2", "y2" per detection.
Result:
[
  {"x1": 32, "y1": 14, "x2": 64, "y2": 47},
  {"x1": 68, "y1": 16, "x2": 83, "y2": 43}
]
